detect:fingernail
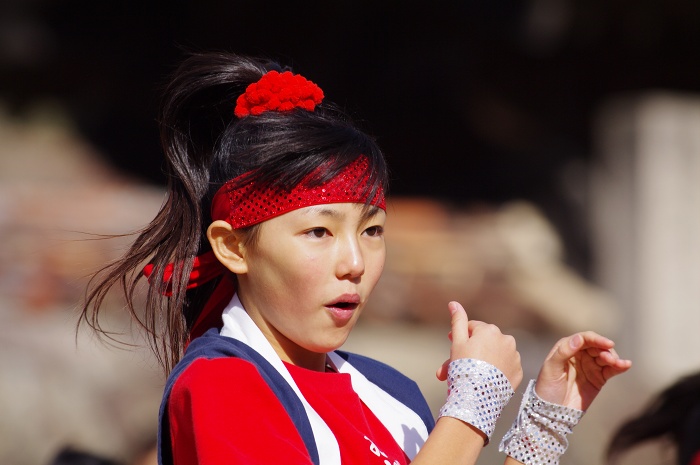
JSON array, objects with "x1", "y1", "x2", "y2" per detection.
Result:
[
  {"x1": 570, "y1": 334, "x2": 582, "y2": 349},
  {"x1": 448, "y1": 301, "x2": 461, "y2": 315}
]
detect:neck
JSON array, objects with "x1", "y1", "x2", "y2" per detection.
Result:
[
  {"x1": 264, "y1": 327, "x2": 328, "y2": 371},
  {"x1": 237, "y1": 292, "x2": 328, "y2": 372},
  {"x1": 277, "y1": 341, "x2": 328, "y2": 372}
]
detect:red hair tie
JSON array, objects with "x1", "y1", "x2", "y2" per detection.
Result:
[{"x1": 234, "y1": 70, "x2": 324, "y2": 118}]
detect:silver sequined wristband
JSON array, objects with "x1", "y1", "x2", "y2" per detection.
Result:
[
  {"x1": 438, "y1": 358, "x2": 515, "y2": 444},
  {"x1": 498, "y1": 380, "x2": 585, "y2": 465}
]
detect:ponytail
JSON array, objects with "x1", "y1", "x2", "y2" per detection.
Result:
[{"x1": 81, "y1": 53, "x2": 275, "y2": 373}]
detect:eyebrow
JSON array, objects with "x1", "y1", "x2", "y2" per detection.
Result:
[
  {"x1": 360, "y1": 205, "x2": 382, "y2": 222},
  {"x1": 302, "y1": 205, "x2": 381, "y2": 222},
  {"x1": 303, "y1": 206, "x2": 345, "y2": 219}
]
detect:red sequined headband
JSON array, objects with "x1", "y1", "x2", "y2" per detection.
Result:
[{"x1": 211, "y1": 156, "x2": 385, "y2": 228}]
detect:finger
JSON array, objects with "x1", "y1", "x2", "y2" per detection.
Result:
[
  {"x1": 602, "y1": 360, "x2": 632, "y2": 381},
  {"x1": 549, "y1": 332, "x2": 616, "y2": 363},
  {"x1": 595, "y1": 349, "x2": 619, "y2": 366},
  {"x1": 547, "y1": 333, "x2": 584, "y2": 365},
  {"x1": 448, "y1": 301, "x2": 470, "y2": 346},
  {"x1": 468, "y1": 320, "x2": 487, "y2": 332},
  {"x1": 601, "y1": 352, "x2": 632, "y2": 371},
  {"x1": 447, "y1": 321, "x2": 485, "y2": 341},
  {"x1": 580, "y1": 349, "x2": 633, "y2": 387},
  {"x1": 577, "y1": 331, "x2": 615, "y2": 350},
  {"x1": 588, "y1": 347, "x2": 631, "y2": 369},
  {"x1": 436, "y1": 359, "x2": 450, "y2": 381}
]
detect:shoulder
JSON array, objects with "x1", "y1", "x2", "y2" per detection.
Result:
[
  {"x1": 163, "y1": 329, "x2": 264, "y2": 398},
  {"x1": 168, "y1": 356, "x2": 292, "y2": 422},
  {"x1": 171, "y1": 357, "x2": 264, "y2": 398},
  {"x1": 165, "y1": 357, "x2": 315, "y2": 465}
]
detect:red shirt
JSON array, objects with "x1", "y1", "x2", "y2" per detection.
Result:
[{"x1": 168, "y1": 357, "x2": 410, "y2": 465}]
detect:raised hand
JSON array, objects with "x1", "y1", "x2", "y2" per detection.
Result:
[
  {"x1": 436, "y1": 301, "x2": 523, "y2": 391},
  {"x1": 534, "y1": 331, "x2": 632, "y2": 411}
]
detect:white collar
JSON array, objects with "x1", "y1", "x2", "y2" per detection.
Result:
[{"x1": 220, "y1": 294, "x2": 428, "y2": 463}]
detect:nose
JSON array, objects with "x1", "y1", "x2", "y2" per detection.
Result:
[{"x1": 336, "y1": 234, "x2": 365, "y2": 280}]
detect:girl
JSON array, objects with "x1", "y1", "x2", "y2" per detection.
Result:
[{"x1": 82, "y1": 52, "x2": 631, "y2": 465}]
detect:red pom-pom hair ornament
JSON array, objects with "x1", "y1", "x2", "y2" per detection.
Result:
[{"x1": 234, "y1": 70, "x2": 324, "y2": 118}]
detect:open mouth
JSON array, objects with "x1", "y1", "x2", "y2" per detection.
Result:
[
  {"x1": 326, "y1": 293, "x2": 360, "y2": 309},
  {"x1": 329, "y1": 301, "x2": 359, "y2": 310}
]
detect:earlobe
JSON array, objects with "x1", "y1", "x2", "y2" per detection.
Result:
[{"x1": 207, "y1": 220, "x2": 248, "y2": 274}]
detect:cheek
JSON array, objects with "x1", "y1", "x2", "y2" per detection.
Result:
[
  {"x1": 366, "y1": 249, "x2": 386, "y2": 285},
  {"x1": 280, "y1": 253, "x2": 324, "y2": 291}
]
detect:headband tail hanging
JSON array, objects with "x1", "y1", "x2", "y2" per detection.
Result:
[
  {"x1": 143, "y1": 251, "x2": 234, "y2": 340},
  {"x1": 142, "y1": 251, "x2": 227, "y2": 296}
]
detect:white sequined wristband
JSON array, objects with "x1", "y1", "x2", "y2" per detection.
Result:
[
  {"x1": 498, "y1": 380, "x2": 585, "y2": 465},
  {"x1": 438, "y1": 358, "x2": 515, "y2": 444}
]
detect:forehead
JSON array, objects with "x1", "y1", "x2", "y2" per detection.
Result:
[
  {"x1": 297, "y1": 203, "x2": 385, "y2": 220},
  {"x1": 258, "y1": 203, "x2": 385, "y2": 231}
]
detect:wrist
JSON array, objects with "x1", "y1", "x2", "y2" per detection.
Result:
[
  {"x1": 438, "y1": 358, "x2": 515, "y2": 445},
  {"x1": 499, "y1": 380, "x2": 584, "y2": 465}
]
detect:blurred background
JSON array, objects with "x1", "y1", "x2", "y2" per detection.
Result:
[{"x1": 2, "y1": 1, "x2": 700, "y2": 464}]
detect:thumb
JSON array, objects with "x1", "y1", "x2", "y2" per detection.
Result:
[
  {"x1": 538, "y1": 333, "x2": 584, "y2": 383},
  {"x1": 448, "y1": 301, "x2": 471, "y2": 362},
  {"x1": 437, "y1": 301, "x2": 470, "y2": 381},
  {"x1": 554, "y1": 333, "x2": 584, "y2": 362},
  {"x1": 535, "y1": 334, "x2": 586, "y2": 402}
]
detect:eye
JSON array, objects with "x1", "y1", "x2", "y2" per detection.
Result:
[
  {"x1": 305, "y1": 227, "x2": 330, "y2": 238},
  {"x1": 364, "y1": 226, "x2": 384, "y2": 237}
]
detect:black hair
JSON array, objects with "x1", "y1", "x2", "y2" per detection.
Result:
[
  {"x1": 607, "y1": 372, "x2": 700, "y2": 465},
  {"x1": 80, "y1": 51, "x2": 388, "y2": 373}
]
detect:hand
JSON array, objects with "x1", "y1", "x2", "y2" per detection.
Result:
[
  {"x1": 534, "y1": 331, "x2": 632, "y2": 410},
  {"x1": 436, "y1": 301, "x2": 523, "y2": 390}
]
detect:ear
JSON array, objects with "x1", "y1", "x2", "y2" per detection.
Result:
[{"x1": 207, "y1": 220, "x2": 249, "y2": 275}]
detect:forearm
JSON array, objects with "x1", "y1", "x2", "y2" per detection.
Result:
[
  {"x1": 410, "y1": 417, "x2": 485, "y2": 465},
  {"x1": 410, "y1": 417, "x2": 529, "y2": 465}
]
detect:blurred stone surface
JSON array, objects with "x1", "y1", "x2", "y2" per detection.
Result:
[{"x1": 0, "y1": 106, "x2": 165, "y2": 465}]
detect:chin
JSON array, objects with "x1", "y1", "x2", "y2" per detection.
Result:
[{"x1": 310, "y1": 335, "x2": 351, "y2": 354}]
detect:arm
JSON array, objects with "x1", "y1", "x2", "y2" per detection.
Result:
[
  {"x1": 500, "y1": 332, "x2": 632, "y2": 465},
  {"x1": 411, "y1": 301, "x2": 524, "y2": 465},
  {"x1": 413, "y1": 301, "x2": 631, "y2": 465}
]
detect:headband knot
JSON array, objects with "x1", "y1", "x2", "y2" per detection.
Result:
[{"x1": 234, "y1": 70, "x2": 324, "y2": 118}]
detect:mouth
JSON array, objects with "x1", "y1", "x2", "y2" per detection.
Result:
[
  {"x1": 325, "y1": 294, "x2": 361, "y2": 322},
  {"x1": 325, "y1": 294, "x2": 360, "y2": 311}
]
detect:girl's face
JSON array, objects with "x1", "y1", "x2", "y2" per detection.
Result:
[{"x1": 236, "y1": 202, "x2": 386, "y2": 370}]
